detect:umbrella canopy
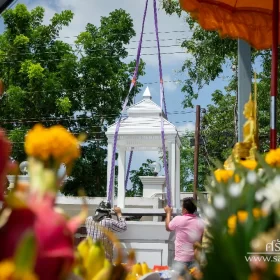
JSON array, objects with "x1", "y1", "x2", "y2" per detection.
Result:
[
  {"x1": 180, "y1": 0, "x2": 279, "y2": 149},
  {"x1": 180, "y1": 0, "x2": 277, "y2": 50}
]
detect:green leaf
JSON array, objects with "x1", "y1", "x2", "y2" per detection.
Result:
[{"x1": 14, "y1": 231, "x2": 37, "y2": 274}]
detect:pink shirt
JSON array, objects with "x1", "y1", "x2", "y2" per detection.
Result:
[{"x1": 169, "y1": 214, "x2": 204, "y2": 262}]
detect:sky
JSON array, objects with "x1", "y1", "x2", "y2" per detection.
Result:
[{"x1": 1, "y1": 0, "x2": 234, "y2": 184}]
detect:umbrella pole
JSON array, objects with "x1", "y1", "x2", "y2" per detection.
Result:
[{"x1": 270, "y1": 0, "x2": 279, "y2": 149}]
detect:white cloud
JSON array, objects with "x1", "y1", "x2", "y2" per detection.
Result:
[
  {"x1": 163, "y1": 74, "x2": 178, "y2": 92},
  {"x1": 177, "y1": 122, "x2": 195, "y2": 133}
]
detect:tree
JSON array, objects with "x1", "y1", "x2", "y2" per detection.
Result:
[
  {"x1": 0, "y1": 4, "x2": 78, "y2": 162},
  {"x1": 63, "y1": 9, "x2": 145, "y2": 197},
  {"x1": 126, "y1": 159, "x2": 154, "y2": 197},
  {"x1": 0, "y1": 4, "x2": 145, "y2": 197},
  {"x1": 160, "y1": 1, "x2": 279, "y2": 191},
  {"x1": 62, "y1": 143, "x2": 108, "y2": 197},
  {"x1": 180, "y1": 132, "x2": 209, "y2": 192},
  {"x1": 161, "y1": 0, "x2": 275, "y2": 130}
]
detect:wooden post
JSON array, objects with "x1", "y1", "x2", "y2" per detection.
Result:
[{"x1": 193, "y1": 105, "x2": 200, "y2": 201}]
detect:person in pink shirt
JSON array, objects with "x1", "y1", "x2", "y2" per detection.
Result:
[{"x1": 164, "y1": 198, "x2": 204, "y2": 277}]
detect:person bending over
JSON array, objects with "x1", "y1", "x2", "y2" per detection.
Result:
[{"x1": 86, "y1": 201, "x2": 127, "y2": 262}]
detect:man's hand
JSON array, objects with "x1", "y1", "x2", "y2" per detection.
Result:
[
  {"x1": 114, "y1": 207, "x2": 122, "y2": 216},
  {"x1": 164, "y1": 205, "x2": 173, "y2": 232},
  {"x1": 164, "y1": 205, "x2": 173, "y2": 214}
]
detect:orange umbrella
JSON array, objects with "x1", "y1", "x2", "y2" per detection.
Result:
[{"x1": 179, "y1": 0, "x2": 279, "y2": 148}]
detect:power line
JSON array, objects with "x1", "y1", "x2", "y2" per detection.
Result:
[
  {"x1": 0, "y1": 110, "x2": 194, "y2": 121},
  {"x1": 2, "y1": 37, "x2": 190, "y2": 50},
  {"x1": 9, "y1": 132, "x2": 196, "y2": 144},
  {"x1": 0, "y1": 51, "x2": 189, "y2": 64},
  {"x1": 0, "y1": 79, "x2": 184, "y2": 95},
  {"x1": 2, "y1": 120, "x2": 195, "y2": 128},
  {"x1": 1, "y1": 110, "x2": 195, "y2": 120},
  {"x1": 0, "y1": 44, "x2": 186, "y2": 58},
  {"x1": 55, "y1": 30, "x2": 189, "y2": 39}
]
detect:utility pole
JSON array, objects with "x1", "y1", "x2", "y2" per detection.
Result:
[{"x1": 193, "y1": 105, "x2": 200, "y2": 201}]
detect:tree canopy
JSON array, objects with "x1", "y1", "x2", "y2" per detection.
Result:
[
  {"x1": 0, "y1": 4, "x2": 145, "y2": 197},
  {"x1": 162, "y1": 0, "x2": 278, "y2": 191}
]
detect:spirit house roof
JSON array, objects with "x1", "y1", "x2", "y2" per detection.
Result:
[{"x1": 106, "y1": 87, "x2": 180, "y2": 149}]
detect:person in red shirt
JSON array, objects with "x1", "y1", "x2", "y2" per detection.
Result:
[{"x1": 164, "y1": 198, "x2": 204, "y2": 278}]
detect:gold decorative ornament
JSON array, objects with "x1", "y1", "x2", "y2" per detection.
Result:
[{"x1": 224, "y1": 73, "x2": 259, "y2": 170}]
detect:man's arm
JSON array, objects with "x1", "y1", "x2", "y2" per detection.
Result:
[
  {"x1": 164, "y1": 205, "x2": 173, "y2": 231},
  {"x1": 110, "y1": 207, "x2": 127, "y2": 232},
  {"x1": 165, "y1": 212, "x2": 172, "y2": 231}
]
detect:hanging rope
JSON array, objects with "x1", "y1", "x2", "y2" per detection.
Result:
[
  {"x1": 153, "y1": 0, "x2": 171, "y2": 206},
  {"x1": 125, "y1": 149, "x2": 134, "y2": 189},
  {"x1": 107, "y1": 0, "x2": 172, "y2": 207},
  {"x1": 107, "y1": 0, "x2": 149, "y2": 203}
]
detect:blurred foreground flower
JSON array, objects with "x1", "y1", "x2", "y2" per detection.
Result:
[
  {"x1": 265, "y1": 148, "x2": 280, "y2": 167},
  {"x1": 240, "y1": 160, "x2": 258, "y2": 170},
  {"x1": 0, "y1": 129, "x2": 11, "y2": 201},
  {"x1": 0, "y1": 124, "x2": 87, "y2": 280},
  {"x1": 25, "y1": 124, "x2": 80, "y2": 166},
  {"x1": 214, "y1": 169, "x2": 233, "y2": 183},
  {"x1": 0, "y1": 232, "x2": 38, "y2": 280},
  {"x1": 200, "y1": 149, "x2": 280, "y2": 280}
]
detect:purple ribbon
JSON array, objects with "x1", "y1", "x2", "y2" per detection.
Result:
[
  {"x1": 125, "y1": 150, "x2": 134, "y2": 189},
  {"x1": 153, "y1": 0, "x2": 171, "y2": 206},
  {"x1": 107, "y1": 0, "x2": 172, "y2": 207},
  {"x1": 107, "y1": 0, "x2": 149, "y2": 203}
]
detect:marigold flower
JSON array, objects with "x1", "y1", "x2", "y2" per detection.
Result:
[
  {"x1": 214, "y1": 169, "x2": 234, "y2": 183},
  {"x1": 227, "y1": 215, "x2": 237, "y2": 234},
  {"x1": 265, "y1": 149, "x2": 280, "y2": 167},
  {"x1": 228, "y1": 211, "x2": 248, "y2": 234},
  {"x1": 24, "y1": 124, "x2": 80, "y2": 165},
  {"x1": 252, "y1": 208, "x2": 267, "y2": 218},
  {"x1": 237, "y1": 210, "x2": 248, "y2": 222},
  {"x1": 240, "y1": 160, "x2": 258, "y2": 170}
]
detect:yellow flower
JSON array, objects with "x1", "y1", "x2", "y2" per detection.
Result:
[
  {"x1": 252, "y1": 208, "x2": 261, "y2": 219},
  {"x1": 0, "y1": 259, "x2": 15, "y2": 279},
  {"x1": 265, "y1": 148, "x2": 280, "y2": 167},
  {"x1": 234, "y1": 174, "x2": 240, "y2": 183},
  {"x1": 189, "y1": 267, "x2": 196, "y2": 274},
  {"x1": 252, "y1": 208, "x2": 267, "y2": 218},
  {"x1": 227, "y1": 215, "x2": 237, "y2": 234},
  {"x1": 189, "y1": 267, "x2": 203, "y2": 280},
  {"x1": 237, "y1": 210, "x2": 248, "y2": 222},
  {"x1": 227, "y1": 211, "x2": 248, "y2": 234},
  {"x1": 0, "y1": 259, "x2": 38, "y2": 280},
  {"x1": 214, "y1": 169, "x2": 234, "y2": 183},
  {"x1": 240, "y1": 160, "x2": 258, "y2": 170},
  {"x1": 25, "y1": 124, "x2": 80, "y2": 165}
]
